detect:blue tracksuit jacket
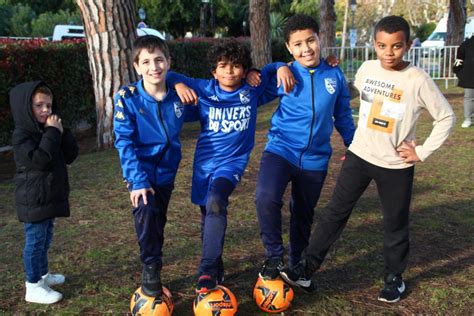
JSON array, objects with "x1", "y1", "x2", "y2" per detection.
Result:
[
  {"x1": 167, "y1": 62, "x2": 284, "y2": 205},
  {"x1": 264, "y1": 59, "x2": 355, "y2": 170},
  {"x1": 113, "y1": 80, "x2": 198, "y2": 190}
]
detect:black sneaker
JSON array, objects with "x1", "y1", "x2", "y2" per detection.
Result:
[
  {"x1": 259, "y1": 257, "x2": 284, "y2": 280},
  {"x1": 280, "y1": 261, "x2": 316, "y2": 293},
  {"x1": 378, "y1": 274, "x2": 406, "y2": 303},
  {"x1": 196, "y1": 275, "x2": 218, "y2": 294},
  {"x1": 141, "y1": 263, "x2": 162, "y2": 297}
]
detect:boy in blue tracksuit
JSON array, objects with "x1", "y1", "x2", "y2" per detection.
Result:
[
  {"x1": 255, "y1": 14, "x2": 355, "y2": 282},
  {"x1": 113, "y1": 36, "x2": 197, "y2": 297},
  {"x1": 167, "y1": 39, "x2": 295, "y2": 294}
]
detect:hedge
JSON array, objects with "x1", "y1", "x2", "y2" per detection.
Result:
[{"x1": 0, "y1": 37, "x2": 290, "y2": 146}]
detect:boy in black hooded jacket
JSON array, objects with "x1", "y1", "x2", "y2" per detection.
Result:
[{"x1": 10, "y1": 81, "x2": 78, "y2": 304}]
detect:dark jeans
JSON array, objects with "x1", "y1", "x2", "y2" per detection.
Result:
[
  {"x1": 133, "y1": 186, "x2": 172, "y2": 266},
  {"x1": 305, "y1": 151, "x2": 414, "y2": 276},
  {"x1": 256, "y1": 151, "x2": 327, "y2": 267},
  {"x1": 23, "y1": 218, "x2": 55, "y2": 283},
  {"x1": 199, "y1": 177, "x2": 235, "y2": 278}
]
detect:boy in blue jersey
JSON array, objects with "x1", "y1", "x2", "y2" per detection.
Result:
[
  {"x1": 253, "y1": 14, "x2": 355, "y2": 283},
  {"x1": 113, "y1": 35, "x2": 197, "y2": 297},
  {"x1": 167, "y1": 39, "x2": 295, "y2": 294}
]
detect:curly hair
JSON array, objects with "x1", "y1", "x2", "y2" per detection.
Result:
[
  {"x1": 132, "y1": 35, "x2": 170, "y2": 64},
  {"x1": 283, "y1": 14, "x2": 320, "y2": 43},
  {"x1": 374, "y1": 16, "x2": 410, "y2": 42},
  {"x1": 208, "y1": 39, "x2": 252, "y2": 71}
]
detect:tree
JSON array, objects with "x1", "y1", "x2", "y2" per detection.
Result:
[
  {"x1": 31, "y1": 9, "x2": 82, "y2": 37},
  {"x1": 446, "y1": 0, "x2": 466, "y2": 46},
  {"x1": 9, "y1": 3, "x2": 36, "y2": 36},
  {"x1": 319, "y1": 0, "x2": 336, "y2": 50},
  {"x1": 249, "y1": 0, "x2": 271, "y2": 68},
  {"x1": 76, "y1": 0, "x2": 138, "y2": 148},
  {"x1": 0, "y1": 4, "x2": 13, "y2": 35},
  {"x1": 290, "y1": 0, "x2": 320, "y2": 16}
]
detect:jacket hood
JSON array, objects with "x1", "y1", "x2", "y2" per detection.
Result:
[{"x1": 9, "y1": 81, "x2": 57, "y2": 133}]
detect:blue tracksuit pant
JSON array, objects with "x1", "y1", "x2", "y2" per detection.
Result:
[
  {"x1": 133, "y1": 186, "x2": 172, "y2": 267},
  {"x1": 199, "y1": 177, "x2": 235, "y2": 279},
  {"x1": 256, "y1": 151, "x2": 327, "y2": 267}
]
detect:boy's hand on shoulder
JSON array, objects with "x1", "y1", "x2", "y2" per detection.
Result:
[
  {"x1": 175, "y1": 83, "x2": 198, "y2": 105},
  {"x1": 325, "y1": 54, "x2": 339, "y2": 67},
  {"x1": 130, "y1": 187, "x2": 155, "y2": 208},
  {"x1": 397, "y1": 140, "x2": 420, "y2": 163},
  {"x1": 45, "y1": 114, "x2": 63, "y2": 134},
  {"x1": 277, "y1": 66, "x2": 296, "y2": 94},
  {"x1": 246, "y1": 70, "x2": 261, "y2": 87}
]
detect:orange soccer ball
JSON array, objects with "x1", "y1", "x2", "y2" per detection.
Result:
[
  {"x1": 253, "y1": 276, "x2": 294, "y2": 313},
  {"x1": 130, "y1": 286, "x2": 174, "y2": 316},
  {"x1": 193, "y1": 285, "x2": 238, "y2": 316}
]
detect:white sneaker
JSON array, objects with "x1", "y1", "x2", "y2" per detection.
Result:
[
  {"x1": 25, "y1": 279, "x2": 63, "y2": 304},
  {"x1": 42, "y1": 272, "x2": 65, "y2": 286},
  {"x1": 461, "y1": 119, "x2": 472, "y2": 128}
]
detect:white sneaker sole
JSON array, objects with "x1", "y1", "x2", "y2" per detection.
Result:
[
  {"x1": 280, "y1": 271, "x2": 313, "y2": 293},
  {"x1": 377, "y1": 281, "x2": 406, "y2": 303}
]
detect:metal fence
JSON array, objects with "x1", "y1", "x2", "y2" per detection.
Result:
[{"x1": 322, "y1": 45, "x2": 459, "y2": 87}]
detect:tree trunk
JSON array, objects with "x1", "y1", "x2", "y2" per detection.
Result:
[
  {"x1": 446, "y1": 0, "x2": 466, "y2": 46},
  {"x1": 249, "y1": 0, "x2": 271, "y2": 68},
  {"x1": 319, "y1": 0, "x2": 336, "y2": 53},
  {"x1": 76, "y1": 0, "x2": 138, "y2": 148}
]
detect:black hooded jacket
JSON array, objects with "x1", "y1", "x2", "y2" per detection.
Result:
[
  {"x1": 10, "y1": 81, "x2": 78, "y2": 223},
  {"x1": 453, "y1": 36, "x2": 474, "y2": 88}
]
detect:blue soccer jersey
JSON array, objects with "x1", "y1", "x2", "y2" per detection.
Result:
[{"x1": 167, "y1": 63, "x2": 284, "y2": 205}]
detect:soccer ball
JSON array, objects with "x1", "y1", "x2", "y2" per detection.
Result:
[
  {"x1": 193, "y1": 285, "x2": 238, "y2": 316},
  {"x1": 130, "y1": 286, "x2": 174, "y2": 316},
  {"x1": 253, "y1": 276, "x2": 294, "y2": 313}
]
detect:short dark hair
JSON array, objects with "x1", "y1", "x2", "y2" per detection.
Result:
[
  {"x1": 33, "y1": 84, "x2": 53, "y2": 98},
  {"x1": 283, "y1": 14, "x2": 320, "y2": 43},
  {"x1": 132, "y1": 35, "x2": 170, "y2": 64},
  {"x1": 374, "y1": 16, "x2": 410, "y2": 42},
  {"x1": 208, "y1": 39, "x2": 252, "y2": 71}
]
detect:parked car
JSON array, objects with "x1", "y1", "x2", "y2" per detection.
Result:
[
  {"x1": 52, "y1": 25, "x2": 166, "y2": 41},
  {"x1": 421, "y1": 15, "x2": 474, "y2": 56}
]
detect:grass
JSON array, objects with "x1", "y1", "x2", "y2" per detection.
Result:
[{"x1": 0, "y1": 87, "x2": 472, "y2": 314}]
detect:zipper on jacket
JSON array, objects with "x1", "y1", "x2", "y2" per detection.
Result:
[
  {"x1": 299, "y1": 70, "x2": 316, "y2": 167},
  {"x1": 153, "y1": 101, "x2": 170, "y2": 183}
]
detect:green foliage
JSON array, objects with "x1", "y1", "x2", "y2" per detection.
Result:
[
  {"x1": 290, "y1": 0, "x2": 320, "y2": 17},
  {"x1": 0, "y1": 4, "x2": 13, "y2": 35},
  {"x1": 415, "y1": 23, "x2": 437, "y2": 42},
  {"x1": 270, "y1": 0, "x2": 292, "y2": 15},
  {"x1": 137, "y1": 0, "x2": 201, "y2": 38},
  {"x1": 137, "y1": 0, "x2": 249, "y2": 38},
  {"x1": 8, "y1": 0, "x2": 76, "y2": 15},
  {"x1": 31, "y1": 9, "x2": 82, "y2": 37},
  {"x1": 9, "y1": 3, "x2": 36, "y2": 36},
  {"x1": 270, "y1": 12, "x2": 287, "y2": 40}
]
